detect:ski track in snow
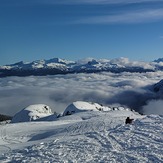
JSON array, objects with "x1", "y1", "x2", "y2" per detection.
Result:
[
  {"x1": 1, "y1": 126, "x2": 22, "y2": 145},
  {"x1": 0, "y1": 112, "x2": 163, "y2": 162}
]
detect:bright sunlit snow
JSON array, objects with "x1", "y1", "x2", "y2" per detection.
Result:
[
  {"x1": 63, "y1": 101, "x2": 111, "y2": 116},
  {"x1": 0, "y1": 103, "x2": 162, "y2": 162}
]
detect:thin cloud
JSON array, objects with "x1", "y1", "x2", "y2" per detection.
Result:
[
  {"x1": 75, "y1": 9, "x2": 163, "y2": 24},
  {"x1": 2, "y1": 0, "x2": 162, "y2": 6},
  {"x1": 38, "y1": 0, "x2": 163, "y2": 5}
]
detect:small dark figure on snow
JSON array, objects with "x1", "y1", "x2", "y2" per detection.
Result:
[{"x1": 125, "y1": 117, "x2": 134, "y2": 124}]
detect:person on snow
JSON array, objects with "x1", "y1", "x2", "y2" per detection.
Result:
[{"x1": 125, "y1": 117, "x2": 134, "y2": 124}]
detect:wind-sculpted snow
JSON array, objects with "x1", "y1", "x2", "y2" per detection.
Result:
[
  {"x1": 0, "y1": 111, "x2": 162, "y2": 162},
  {"x1": 63, "y1": 101, "x2": 111, "y2": 116},
  {"x1": 11, "y1": 104, "x2": 54, "y2": 123}
]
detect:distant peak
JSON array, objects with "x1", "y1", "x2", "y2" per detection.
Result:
[
  {"x1": 153, "y1": 58, "x2": 163, "y2": 63},
  {"x1": 46, "y1": 58, "x2": 75, "y2": 65},
  {"x1": 7, "y1": 61, "x2": 24, "y2": 66},
  {"x1": 76, "y1": 58, "x2": 97, "y2": 65},
  {"x1": 46, "y1": 58, "x2": 62, "y2": 63}
]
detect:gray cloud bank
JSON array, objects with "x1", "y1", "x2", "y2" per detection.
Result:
[
  {"x1": 143, "y1": 100, "x2": 163, "y2": 115},
  {"x1": 1, "y1": 71, "x2": 163, "y2": 116}
]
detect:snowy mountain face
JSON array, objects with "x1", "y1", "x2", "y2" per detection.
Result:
[
  {"x1": 0, "y1": 101, "x2": 162, "y2": 162},
  {"x1": 153, "y1": 79, "x2": 163, "y2": 92},
  {"x1": 0, "y1": 57, "x2": 162, "y2": 77},
  {"x1": 153, "y1": 58, "x2": 163, "y2": 63},
  {"x1": 0, "y1": 58, "x2": 76, "y2": 77}
]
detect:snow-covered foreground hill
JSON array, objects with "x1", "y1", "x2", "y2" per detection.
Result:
[{"x1": 0, "y1": 109, "x2": 163, "y2": 162}]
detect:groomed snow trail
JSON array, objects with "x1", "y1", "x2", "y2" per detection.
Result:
[{"x1": 0, "y1": 111, "x2": 163, "y2": 162}]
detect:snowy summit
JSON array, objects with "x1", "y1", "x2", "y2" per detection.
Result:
[
  {"x1": 11, "y1": 104, "x2": 53, "y2": 123},
  {"x1": 63, "y1": 101, "x2": 111, "y2": 116}
]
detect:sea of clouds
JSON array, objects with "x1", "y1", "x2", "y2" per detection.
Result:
[{"x1": 0, "y1": 71, "x2": 163, "y2": 116}]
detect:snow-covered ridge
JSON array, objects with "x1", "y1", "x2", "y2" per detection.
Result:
[
  {"x1": 63, "y1": 101, "x2": 131, "y2": 116},
  {"x1": 1, "y1": 58, "x2": 75, "y2": 70},
  {"x1": 63, "y1": 101, "x2": 108, "y2": 116},
  {"x1": 1, "y1": 57, "x2": 163, "y2": 77},
  {"x1": 10, "y1": 101, "x2": 136, "y2": 123}
]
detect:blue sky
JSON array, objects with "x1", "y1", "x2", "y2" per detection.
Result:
[{"x1": 0, "y1": 0, "x2": 163, "y2": 65}]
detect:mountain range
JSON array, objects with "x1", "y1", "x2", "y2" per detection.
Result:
[{"x1": 1, "y1": 57, "x2": 163, "y2": 77}]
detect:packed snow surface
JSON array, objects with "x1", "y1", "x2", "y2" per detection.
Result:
[
  {"x1": 0, "y1": 105, "x2": 163, "y2": 162},
  {"x1": 11, "y1": 104, "x2": 53, "y2": 123}
]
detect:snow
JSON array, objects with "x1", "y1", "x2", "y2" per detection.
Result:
[
  {"x1": 0, "y1": 101, "x2": 163, "y2": 162},
  {"x1": 63, "y1": 101, "x2": 128, "y2": 116},
  {"x1": 46, "y1": 58, "x2": 75, "y2": 65},
  {"x1": 63, "y1": 101, "x2": 108, "y2": 116},
  {"x1": 11, "y1": 104, "x2": 53, "y2": 123}
]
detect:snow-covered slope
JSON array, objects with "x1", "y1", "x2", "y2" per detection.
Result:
[
  {"x1": 1, "y1": 57, "x2": 162, "y2": 77},
  {"x1": 11, "y1": 104, "x2": 53, "y2": 123},
  {"x1": 0, "y1": 102, "x2": 163, "y2": 162}
]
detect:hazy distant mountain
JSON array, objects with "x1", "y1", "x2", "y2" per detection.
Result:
[
  {"x1": 153, "y1": 58, "x2": 163, "y2": 63},
  {"x1": 1, "y1": 57, "x2": 163, "y2": 77},
  {"x1": 153, "y1": 79, "x2": 163, "y2": 92}
]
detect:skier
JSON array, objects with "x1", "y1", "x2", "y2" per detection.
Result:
[{"x1": 125, "y1": 117, "x2": 134, "y2": 124}]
